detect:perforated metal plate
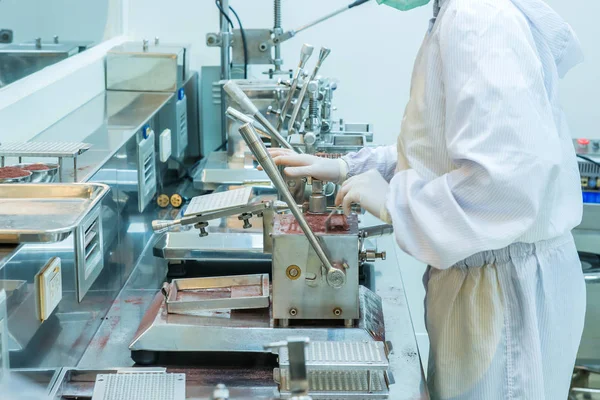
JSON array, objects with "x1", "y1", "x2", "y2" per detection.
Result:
[
  {"x1": 279, "y1": 341, "x2": 389, "y2": 371},
  {"x1": 0, "y1": 142, "x2": 91, "y2": 158},
  {"x1": 279, "y1": 369, "x2": 389, "y2": 399},
  {"x1": 184, "y1": 186, "x2": 253, "y2": 216},
  {"x1": 92, "y1": 373, "x2": 185, "y2": 400}
]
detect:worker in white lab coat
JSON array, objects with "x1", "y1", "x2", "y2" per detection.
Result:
[{"x1": 270, "y1": 0, "x2": 586, "y2": 398}]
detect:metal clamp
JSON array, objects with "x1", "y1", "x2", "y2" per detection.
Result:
[{"x1": 265, "y1": 337, "x2": 312, "y2": 400}]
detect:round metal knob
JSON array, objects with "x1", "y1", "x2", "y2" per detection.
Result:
[{"x1": 327, "y1": 268, "x2": 346, "y2": 289}]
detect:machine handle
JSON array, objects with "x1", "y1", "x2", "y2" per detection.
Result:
[
  {"x1": 152, "y1": 219, "x2": 180, "y2": 233},
  {"x1": 360, "y1": 224, "x2": 394, "y2": 239},
  {"x1": 238, "y1": 123, "x2": 345, "y2": 289},
  {"x1": 298, "y1": 43, "x2": 314, "y2": 69},
  {"x1": 224, "y1": 81, "x2": 294, "y2": 150},
  {"x1": 223, "y1": 81, "x2": 259, "y2": 115},
  {"x1": 349, "y1": 0, "x2": 371, "y2": 8}
]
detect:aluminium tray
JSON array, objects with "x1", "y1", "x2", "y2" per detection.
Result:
[
  {"x1": 0, "y1": 142, "x2": 91, "y2": 158},
  {"x1": 164, "y1": 274, "x2": 270, "y2": 315},
  {"x1": 0, "y1": 183, "x2": 110, "y2": 244}
]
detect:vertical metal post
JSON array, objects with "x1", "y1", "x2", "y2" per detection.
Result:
[
  {"x1": 273, "y1": 0, "x2": 283, "y2": 73},
  {"x1": 220, "y1": 0, "x2": 232, "y2": 150}
]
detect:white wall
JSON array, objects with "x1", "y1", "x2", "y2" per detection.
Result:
[{"x1": 0, "y1": 0, "x2": 112, "y2": 44}]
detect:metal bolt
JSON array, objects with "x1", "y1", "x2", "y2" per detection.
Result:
[
  {"x1": 143, "y1": 39, "x2": 149, "y2": 51},
  {"x1": 289, "y1": 308, "x2": 298, "y2": 316},
  {"x1": 238, "y1": 213, "x2": 253, "y2": 229},
  {"x1": 195, "y1": 222, "x2": 209, "y2": 237},
  {"x1": 259, "y1": 42, "x2": 268, "y2": 52},
  {"x1": 333, "y1": 308, "x2": 342, "y2": 316},
  {"x1": 35, "y1": 38, "x2": 42, "y2": 49},
  {"x1": 155, "y1": 37, "x2": 160, "y2": 45},
  {"x1": 287, "y1": 180, "x2": 296, "y2": 188},
  {"x1": 53, "y1": 35, "x2": 59, "y2": 44}
]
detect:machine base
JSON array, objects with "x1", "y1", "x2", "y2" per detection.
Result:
[{"x1": 129, "y1": 286, "x2": 385, "y2": 362}]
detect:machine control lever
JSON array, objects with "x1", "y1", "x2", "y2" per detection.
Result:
[
  {"x1": 277, "y1": 43, "x2": 315, "y2": 131},
  {"x1": 238, "y1": 123, "x2": 345, "y2": 289},
  {"x1": 288, "y1": 47, "x2": 331, "y2": 135},
  {"x1": 223, "y1": 81, "x2": 293, "y2": 150}
]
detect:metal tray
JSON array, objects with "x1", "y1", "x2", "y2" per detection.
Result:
[
  {"x1": 164, "y1": 274, "x2": 270, "y2": 315},
  {"x1": 0, "y1": 183, "x2": 110, "y2": 244}
]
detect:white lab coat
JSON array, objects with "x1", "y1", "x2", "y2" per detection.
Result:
[{"x1": 343, "y1": 0, "x2": 586, "y2": 398}]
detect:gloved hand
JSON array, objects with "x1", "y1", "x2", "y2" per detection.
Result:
[
  {"x1": 266, "y1": 148, "x2": 348, "y2": 184},
  {"x1": 335, "y1": 169, "x2": 390, "y2": 220}
]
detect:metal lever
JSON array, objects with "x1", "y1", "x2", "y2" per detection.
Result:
[
  {"x1": 288, "y1": 47, "x2": 331, "y2": 135},
  {"x1": 225, "y1": 107, "x2": 272, "y2": 140},
  {"x1": 265, "y1": 337, "x2": 312, "y2": 400},
  {"x1": 239, "y1": 123, "x2": 345, "y2": 289},
  {"x1": 152, "y1": 219, "x2": 181, "y2": 234},
  {"x1": 360, "y1": 224, "x2": 394, "y2": 239},
  {"x1": 277, "y1": 44, "x2": 315, "y2": 131},
  {"x1": 223, "y1": 81, "x2": 293, "y2": 150}
]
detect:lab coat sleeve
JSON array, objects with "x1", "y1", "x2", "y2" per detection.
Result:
[
  {"x1": 386, "y1": 1, "x2": 563, "y2": 268},
  {"x1": 341, "y1": 145, "x2": 397, "y2": 182}
]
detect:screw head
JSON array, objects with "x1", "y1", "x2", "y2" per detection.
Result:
[
  {"x1": 289, "y1": 308, "x2": 298, "y2": 316},
  {"x1": 333, "y1": 308, "x2": 342, "y2": 316}
]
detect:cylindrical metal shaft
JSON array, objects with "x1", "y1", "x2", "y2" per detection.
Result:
[
  {"x1": 223, "y1": 81, "x2": 294, "y2": 150},
  {"x1": 238, "y1": 123, "x2": 345, "y2": 289}
]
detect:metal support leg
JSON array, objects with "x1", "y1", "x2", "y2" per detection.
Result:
[
  {"x1": 58, "y1": 158, "x2": 63, "y2": 182},
  {"x1": 73, "y1": 158, "x2": 78, "y2": 182},
  {"x1": 344, "y1": 319, "x2": 354, "y2": 328},
  {"x1": 279, "y1": 319, "x2": 289, "y2": 328},
  {"x1": 18, "y1": 157, "x2": 22, "y2": 164},
  {"x1": 1, "y1": 157, "x2": 4, "y2": 167}
]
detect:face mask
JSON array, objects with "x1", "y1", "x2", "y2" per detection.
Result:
[{"x1": 376, "y1": 0, "x2": 431, "y2": 11}]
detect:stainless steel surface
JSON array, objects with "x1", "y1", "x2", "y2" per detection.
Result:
[
  {"x1": 0, "y1": 88, "x2": 175, "y2": 371},
  {"x1": 239, "y1": 123, "x2": 340, "y2": 289},
  {"x1": 224, "y1": 81, "x2": 293, "y2": 150},
  {"x1": 74, "y1": 228, "x2": 427, "y2": 398},
  {"x1": 0, "y1": 42, "x2": 78, "y2": 88},
  {"x1": 136, "y1": 128, "x2": 157, "y2": 213},
  {"x1": 0, "y1": 183, "x2": 110, "y2": 244},
  {"x1": 106, "y1": 42, "x2": 188, "y2": 92},
  {"x1": 0, "y1": 290, "x2": 9, "y2": 379},
  {"x1": 74, "y1": 204, "x2": 105, "y2": 302},
  {"x1": 153, "y1": 231, "x2": 268, "y2": 262},
  {"x1": 279, "y1": 369, "x2": 389, "y2": 399},
  {"x1": 271, "y1": 214, "x2": 359, "y2": 321},
  {"x1": 165, "y1": 274, "x2": 269, "y2": 315},
  {"x1": 578, "y1": 204, "x2": 600, "y2": 231},
  {"x1": 193, "y1": 151, "x2": 269, "y2": 191},
  {"x1": 279, "y1": 341, "x2": 389, "y2": 371},
  {"x1": 129, "y1": 285, "x2": 384, "y2": 353},
  {"x1": 92, "y1": 372, "x2": 186, "y2": 400},
  {"x1": 12, "y1": 163, "x2": 60, "y2": 183}
]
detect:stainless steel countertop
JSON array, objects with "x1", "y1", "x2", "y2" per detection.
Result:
[
  {"x1": 77, "y1": 224, "x2": 429, "y2": 399},
  {"x1": 2, "y1": 90, "x2": 173, "y2": 184}
]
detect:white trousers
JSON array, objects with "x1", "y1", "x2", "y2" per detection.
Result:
[{"x1": 425, "y1": 233, "x2": 585, "y2": 399}]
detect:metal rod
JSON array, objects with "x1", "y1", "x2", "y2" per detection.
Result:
[
  {"x1": 290, "y1": 0, "x2": 371, "y2": 37},
  {"x1": 219, "y1": 0, "x2": 232, "y2": 151},
  {"x1": 277, "y1": 44, "x2": 314, "y2": 132},
  {"x1": 225, "y1": 107, "x2": 271, "y2": 139},
  {"x1": 238, "y1": 123, "x2": 345, "y2": 289},
  {"x1": 288, "y1": 47, "x2": 331, "y2": 135},
  {"x1": 223, "y1": 81, "x2": 294, "y2": 150},
  {"x1": 73, "y1": 158, "x2": 78, "y2": 182}
]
